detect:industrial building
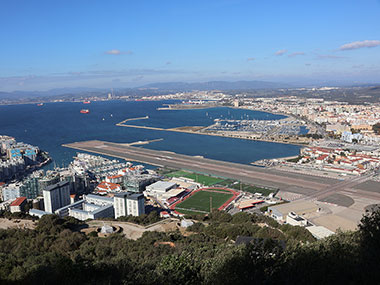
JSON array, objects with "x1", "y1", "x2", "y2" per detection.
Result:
[
  {"x1": 123, "y1": 174, "x2": 156, "y2": 192},
  {"x1": 55, "y1": 194, "x2": 115, "y2": 220},
  {"x1": 9, "y1": 196, "x2": 27, "y2": 213},
  {"x1": 286, "y1": 211, "x2": 308, "y2": 226},
  {"x1": 29, "y1": 208, "x2": 49, "y2": 218},
  {"x1": 267, "y1": 201, "x2": 319, "y2": 222},
  {"x1": 145, "y1": 181, "x2": 177, "y2": 194}
]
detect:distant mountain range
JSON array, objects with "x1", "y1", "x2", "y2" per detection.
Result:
[
  {"x1": 0, "y1": 81, "x2": 291, "y2": 100},
  {"x1": 1, "y1": 81, "x2": 380, "y2": 101},
  {"x1": 139, "y1": 80, "x2": 291, "y2": 90},
  {"x1": 0, "y1": 87, "x2": 107, "y2": 100}
]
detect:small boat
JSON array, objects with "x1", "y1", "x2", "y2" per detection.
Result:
[
  {"x1": 80, "y1": 109, "x2": 90, "y2": 114},
  {"x1": 37, "y1": 103, "x2": 43, "y2": 106},
  {"x1": 83, "y1": 101, "x2": 91, "y2": 104}
]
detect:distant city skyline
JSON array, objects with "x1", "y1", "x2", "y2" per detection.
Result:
[{"x1": 1, "y1": 0, "x2": 380, "y2": 91}]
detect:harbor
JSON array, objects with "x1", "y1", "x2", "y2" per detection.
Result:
[{"x1": 115, "y1": 116, "x2": 309, "y2": 146}]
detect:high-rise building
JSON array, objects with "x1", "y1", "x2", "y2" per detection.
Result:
[
  {"x1": 114, "y1": 192, "x2": 128, "y2": 218},
  {"x1": 43, "y1": 181, "x2": 70, "y2": 213},
  {"x1": 38, "y1": 173, "x2": 60, "y2": 195},
  {"x1": 114, "y1": 192, "x2": 145, "y2": 218},
  {"x1": 127, "y1": 193, "x2": 145, "y2": 216}
]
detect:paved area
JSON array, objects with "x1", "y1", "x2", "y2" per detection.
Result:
[
  {"x1": 318, "y1": 193, "x2": 355, "y2": 207},
  {"x1": 87, "y1": 219, "x2": 180, "y2": 240},
  {"x1": 354, "y1": 180, "x2": 380, "y2": 193},
  {"x1": 311, "y1": 214, "x2": 358, "y2": 232}
]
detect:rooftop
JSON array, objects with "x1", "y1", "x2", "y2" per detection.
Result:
[
  {"x1": 147, "y1": 181, "x2": 177, "y2": 190},
  {"x1": 29, "y1": 209, "x2": 49, "y2": 216},
  {"x1": 44, "y1": 181, "x2": 70, "y2": 192},
  {"x1": 10, "y1": 197, "x2": 27, "y2": 207},
  {"x1": 86, "y1": 194, "x2": 114, "y2": 202},
  {"x1": 97, "y1": 181, "x2": 121, "y2": 191},
  {"x1": 114, "y1": 192, "x2": 129, "y2": 198},
  {"x1": 128, "y1": 193, "x2": 144, "y2": 200}
]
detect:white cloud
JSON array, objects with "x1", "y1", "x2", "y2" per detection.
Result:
[
  {"x1": 339, "y1": 40, "x2": 380, "y2": 51},
  {"x1": 316, "y1": 54, "x2": 346, "y2": 59},
  {"x1": 275, "y1": 49, "x2": 287, "y2": 56},
  {"x1": 105, "y1": 49, "x2": 133, "y2": 55},
  {"x1": 352, "y1": 64, "x2": 364, "y2": 69},
  {"x1": 288, "y1": 52, "x2": 305, "y2": 57}
]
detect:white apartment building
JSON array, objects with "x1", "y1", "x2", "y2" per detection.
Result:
[
  {"x1": 43, "y1": 181, "x2": 70, "y2": 213},
  {"x1": 114, "y1": 192, "x2": 145, "y2": 218}
]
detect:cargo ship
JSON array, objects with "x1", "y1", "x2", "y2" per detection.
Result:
[
  {"x1": 80, "y1": 109, "x2": 90, "y2": 114},
  {"x1": 83, "y1": 101, "x2": 91, "y2": 104}
]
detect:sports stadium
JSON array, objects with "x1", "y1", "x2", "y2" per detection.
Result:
[{"x1": 170, "y1": 187, "x2": 239, "y2": 215}]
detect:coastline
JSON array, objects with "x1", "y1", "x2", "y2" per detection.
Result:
[{"x1": 116, "y1": 121, "x2": 308, "y2": 147}]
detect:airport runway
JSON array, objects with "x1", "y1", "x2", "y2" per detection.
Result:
[
  {"x1": 63, "y1": 140, "x2": 340, "y2": 192},
  {"x1": 63, "y1": 140, "x2": 380, "y2": 203}
]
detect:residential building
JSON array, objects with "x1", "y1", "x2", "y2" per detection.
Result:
[
  {"x1": 114, "y1": 192, "x2": 145, "y2": 218},
  {"x1": 114, "y1": 192, "x2": 129, "y2": 218},
  {"x1": 126, "y1": 193, "x2": 145, "y2": 216},
  {"x1": 43, "y1": 181, "x2": 70, "y2": 213}
]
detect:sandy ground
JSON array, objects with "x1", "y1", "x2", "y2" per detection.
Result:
[
  {"x1": 307, "y1": 192, "x2": 380, "y2": 232},
  {"x1": 0, "y1": 218, "x2": 36, "y2": 230},
  {"x1": 87, "y1": 219, "x2": 180, "y2": 240}
]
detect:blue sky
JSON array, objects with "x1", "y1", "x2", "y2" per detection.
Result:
[{"x1": 1, "y1": 0, "x2": 380, "y2": 91}]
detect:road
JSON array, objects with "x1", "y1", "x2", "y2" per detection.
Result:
[{"x1": 298, "y1": 173, "x2": 374, "y2": 202}]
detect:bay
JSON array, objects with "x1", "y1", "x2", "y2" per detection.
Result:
[{"x1": 0, "y1": 100, "x2": 301, "y2": 167}]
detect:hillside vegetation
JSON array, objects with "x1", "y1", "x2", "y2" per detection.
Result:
[{"x1": 0, "y1": 211, "x2": 379, "y2": 284}]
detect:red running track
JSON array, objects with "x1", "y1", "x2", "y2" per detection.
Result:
[{"x1": 170, "y1": 187, "x2": 240, "y2": 215}]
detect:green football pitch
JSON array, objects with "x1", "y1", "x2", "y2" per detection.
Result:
[
  {"x1": 166, "y1": 170, "x2": 225, "y2": 186},
  {"x1": 175, "y1": 189, "x2": 233, "y2": 214}
]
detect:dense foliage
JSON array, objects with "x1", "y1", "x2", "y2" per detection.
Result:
[
  {"x1": 116, "y1": 211, "x2": 162, "y2": 225},
  {"x1": 373, "y1": 123, "x2": 380, "y2": 135},
  {"x1": 0, "y1": 209, "x2": 37, "y2": 220},
  {"x1": 0, "y1": 211, "x2": 380, "y2": 284}
]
